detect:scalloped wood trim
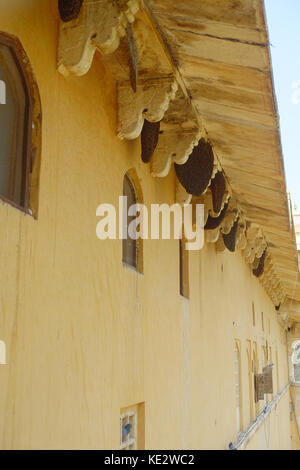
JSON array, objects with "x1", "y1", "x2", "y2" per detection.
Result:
[
  {"x1": 151, "y1": 128, "x2": 202, "y2": 177},
  {"x1": 198, "y1": 190, "x2": 285, "y2": 305},
  {"x1": 235, "y1": 217, "x2": 247, "y2": 250},
  {"x1": 206, "y1": 227, "x2": 221, "y2": 244},
  {"x1": 117, "y1": 77, "x2": 178, "y2": 139},
  {"x1": 258, "y1": 252, "x2": 285, "y2": 305},
  {"x1": 58, "y1": 0, "x2": 140, "y2": 76},
  {"x1": 56, "y1": 0, "x2": 287, "y2": 308},
  {"x1": 253, "y1": 250, "x2": 266, "y2": 278},
  {"x1": 150, "y1": 92, "x2": 203, "y2": 177},
  {"x1": 222, "y1": 217, "x2": 239, "y2": 252},
  {"x1": 205, "y1": 202, "x2": 229, "y2": 231},
  {"x1": 242, "y1": 224, "x2": 267, "y2": 264},
  {"x1": 220, "y1": 198, "x2": 239, "y2": 235}
]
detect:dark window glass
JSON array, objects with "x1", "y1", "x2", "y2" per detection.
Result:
[
  {"x1": 0, "y1": 37, "x2": 31, "y2": 209},
  {"x1": 180, "y1": 239, "x2": 189, "y2": 299},
  {"x1": 122, "y1": 173, "x2": 137, "y2": 269}
]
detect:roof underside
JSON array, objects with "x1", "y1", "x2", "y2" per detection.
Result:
[{"x1": 147, "y1": 0, "x2": 300, "y2": 302}]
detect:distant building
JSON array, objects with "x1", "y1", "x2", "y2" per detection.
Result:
[{"x1": 294, "y1": 214, "x2": 300, "y2": 261}]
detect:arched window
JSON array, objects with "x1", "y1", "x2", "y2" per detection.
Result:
[
  {"x1": 234, "y1": 341, "x2": 242, "y2": 435},
  {"x1": 179, "y1": 238, "x2": 189, "y2": 299},
  {"x1": 269, "y1": 346, "x2": 273, "y2": 398},
  {"x1": 122, "y1": 173, "x2": 137, "y2": 269},
  {"x1": 253, "y1": 344, "x2": 259, "y2": 414},
  {"x1": 252, "y1": 301, "x2": 255, "y2": 327},
  {"x1": 0, "y1": 33, "x2": 41, "y2": 215},
  {"x1": 246, "y1": 342, "x2": 254, "y2": 422},
  {"x1": 262, "y1": 346, "x2": 267, "y2": 407},
  {"x1": 276, "y1": 349, "x2": 279, "y2": 392}
]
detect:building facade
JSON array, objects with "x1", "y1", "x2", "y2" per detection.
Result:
[
  {"x1": 294, "y1": 213, "x2": 300, "y2": 269},
  {"x1": 0, "y1": 0, "x2": 300, "y2": 450}
]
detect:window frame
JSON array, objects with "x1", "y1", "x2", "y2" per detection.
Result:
[
  {"x1": 234, "y1": 340, "x2": 243, "y2": 435},
  {"x1": 120, "y1": 409, "x2": 138, "y2": 450},
  {"x1": 122, "y1": 172, "x2": 137, "y2": 270},
  {"x1": 261, "y1": 346, "x2": 267, "y2": 407},
  {"x1": 0, "y1": 32, "x2": 33, "y2": 214},
  {"x1": 252, "y1": 301, "x2": 256, "y2": 327},
  {"x1": 246, "y1": 340, "x2": 254, "y2": 422},
  {"x1": 122, "y1": 169, "x2": 143, "y2": 274},
  {"x1": 179, "y1": 237, "x2": 189, "y2": 299},
  {"x1": 253, "y1": 342, "x2": 260, "y2": 413},
  {"x1": 276, "y1": 348, "x2": 280, "y2": 393}
]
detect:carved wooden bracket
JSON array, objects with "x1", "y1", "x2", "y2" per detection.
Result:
[
  {"x1": 242, "y1": 224, "x2": 267, "y2": 265},
  {"x1": 220, "y1": 198, "x2": 239, "y2": 235},
  {"x1": 222, "y1": 217, "x2": 240, "y2": 252},
  {"x1": 253, "y1": 249, "x2": 267, "y2": 278},
  {"x1": 150, "y1": 92, "x2": 203, "y2": 177},
  {"x1": 277, "y1": 311, "x2": 292, "y2": 329},
  {"x1": 151, "y1": 128, "x2": 202, "y2": 177},
  {"x1": 198, "y1": 169, "x2": 231, "y2": 244},
  {"x1": 58, "y1": 0, "x2": 140, "y2": 76},
  {"x1": 235, "y1": 217, "x2": 247, "y2": 250},
  {"x1": 201, "y1": 185, "x2": 241, "y2": 250},
  {"x1": 259, "y1": 252, "x2": 285, "y2": 305},
  {"x1": 57, "y1": 0, "x2": 288, "y2": 307},
  {"x1": 117, "y1": 77, "x2": 178, "y2": 139},
  {"x1": 206, "y1": 227, "x2": 222, "y2": 244},
  {"x1": 126, "y1": 23, "x2": 139, "y2": 92},
  {"x1": 202, "y1": 189, "x2": 240, "y2": 247},
  {"x1": 205, "y1": 202, "x2": 229, "y2": 231},
  {"x1": 202, "y1": 191, "x2": 214, "y2": 225}
]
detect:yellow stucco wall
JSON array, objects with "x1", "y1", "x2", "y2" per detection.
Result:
[
  {"x1": 241, "y1": 390, "x2": 292, "y2": 450},
  {"x1": 0, "y1": 0, "x2": 293, "y2": 450}
]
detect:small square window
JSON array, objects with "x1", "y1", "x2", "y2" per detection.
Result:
[{"x1": 120, "y1": 410, "x2": 137, "y2": 450}]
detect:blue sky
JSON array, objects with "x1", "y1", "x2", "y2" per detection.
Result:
[{"x1": 264, "y1": 0, "x2": 300, "y2": 211}]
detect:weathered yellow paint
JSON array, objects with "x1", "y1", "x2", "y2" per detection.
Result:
[{"x1": 0, "y1": 0, "x2": 294, "y2": 450}]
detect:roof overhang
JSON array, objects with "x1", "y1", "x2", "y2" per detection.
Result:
[
  {"x1": 57, "y1": 0, "x2": 300, "y2": 312},
  {"x1": 146, "y1": 0, "x2": 300, "y2": 303}
]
